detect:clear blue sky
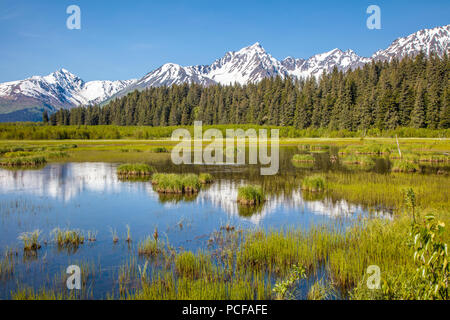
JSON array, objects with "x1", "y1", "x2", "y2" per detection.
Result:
[{"x1": 0, "y1": 0, "x2": 448, "y2": 82}]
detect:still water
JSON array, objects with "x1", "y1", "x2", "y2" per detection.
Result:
[{"x1": 0, "y1": 148, "x2": 392, "y2": 298}]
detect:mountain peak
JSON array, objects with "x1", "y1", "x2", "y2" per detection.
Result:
[
  {"x1": 238, "y1": 42, "x2": 266, "y2": 55},
  {"x1": 372, "y1": 24, "x2": 450, "y2": 61},
  {"x1": 1, "y1": 24, "x2": 449, "y2": 121}
]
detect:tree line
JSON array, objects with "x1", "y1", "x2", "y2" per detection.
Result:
[{"x1": 47, "y1": 53, "x2": 450, "y2": 130}]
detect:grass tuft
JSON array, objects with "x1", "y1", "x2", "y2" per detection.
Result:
[{"x1": 237, "y1": 185, "x2": 265, "y2": 205}]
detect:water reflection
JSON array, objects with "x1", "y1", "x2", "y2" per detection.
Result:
[{"x1": 0, "y1": 162, "x2": 387, "y2": 225}]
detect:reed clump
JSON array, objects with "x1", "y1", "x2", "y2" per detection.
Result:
[
  {"x1": 0, "y1": 156, "x2": 47, "y2": 167},
  {"x1": 18, "y1": 230, "x2": 42, "y2": 251},
  {"x1": 301, "y1": 175, "x2": 326, "y2": 192},
  {"x1": 237, "y1": 185, "x2": 265, "y2": 205},
  {"x1": 174, "y1": 251, "x2": 214, "y2": 279},
  {"x1": 199, "y1": 173, "x2": 214, "y2": 184},
  {"x1": 138, "y1": 237, "x2": 165, "y2": 257},
  {"x1": 52, "y1": 228, "x2": 85, "y2": 247},
  {"x1": 152, "y1": 173, "x2": 202, "y2": 194},
  {"x1": 117, "y1": 163, "x2": 155, "y2": 177},
  {"x1": 391, "y1": 160, "x2": 419, "y2": 173}
]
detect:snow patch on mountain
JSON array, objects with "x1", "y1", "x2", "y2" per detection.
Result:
[
  {"x1": 1, "y1": 24, "x2": 449, "y2": 119},
  {"x1": 372, "y1": 25, "x2": 450, "y2": 61},
  {"x1": 0, "y1": 69, "x2": 136, "y2": 109}
]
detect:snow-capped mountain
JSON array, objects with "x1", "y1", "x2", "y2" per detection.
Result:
[
  {"x1": 282, "y1": 48, "x2": 370, "y2": 79},
  {"x1": 129, "y1": 63, "x2": 216, "y2": 89},
  {"x1": 115, "y1": 24, "x2": 448, "y2": 94},
  {"x1": 372, "y1": 25, "x2": 450, "y2": 61},
  {"x1": 1, "y1": 24, "x2": 449, "y2": 121},
  {"x1": 0, "y1": 69, "x2": 135, "y2": 121},
  {"x1": 205, "y1": 42, "x2": 286, "y2": 84}
]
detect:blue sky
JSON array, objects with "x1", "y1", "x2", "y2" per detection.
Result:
[{"x1": 0, "y1": 0, "x2": 448, "y2": 82}]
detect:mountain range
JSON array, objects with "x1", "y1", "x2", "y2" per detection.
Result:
[{"x1": 0, "y1": 24, "x2": 449, "y2": 122}]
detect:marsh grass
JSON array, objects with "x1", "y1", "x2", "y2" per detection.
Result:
[
  {"x1": 131, "y1": 269, "x2": 272, "y2": 300},
  {"x1": 301, "y1": 175, "x2": 326, "y2": 192},
  {"x1": 0, "y1": 252, "x2": 14, "y2": 280},
  {"x1": 18, "y1": 230, "x2": 42, "y2": 251},
  {"x1": 87, "y1": 230, "x2": 98, "y2": 242},
  {"x1": 236, "y1": 227, "x2": 341, "y2": 275},
  {"x1": 292, "y1": 154, "x2": 315, "y2": 162},
  {"x1": 52, "y1": 228, "x2": 85, "y2": 248},
  {"x1": 120, "y1": 148, "x2": 143, "y2": 153},
  {"x1": 117, "y1": 163, "x2": 155, "y2": 177},
  {"x1": 138, "y1": 237, "x2": 165, "y2": 257},
  {"x1": 237, "y1": 185, "x2": 265, "y2": 205},
  {"x1": 326, "y1": 171, "x2": 450, "y2": 210},
  {"x1": 110, "y1": 227, "x2": 119, "y2": 243},
  {"x1": 182, "y1": 174, "x2": 202, "y2": 193},
  {"x1": 327, "y1": 218, "x2": 414, "y2": 290},
  {"x1": 149, "y1": 147, "x2": 169, "y2": 153},
  {"x1": 175, "y1": 251, "x2": 214, "y2": 279},
  {"x1": 152, "y1": 173, "x2": 203, "y2": 194},
  {"x1": 307, "y1": 279, "x2": 337, "y2": 300},
  {"x1": 391, "y1": 160, "x2": 419, "y2": 173},
  {"x1": 126, "y1": 225, "x2": 132, "y2": 243},
  {"x1": 418, "y1": 153, "x2": 449, "y2": 163},
  {"x1": 341, "y1": 155, "x2": 375, "y2": 167},
  {"x1": 199, "y1": 173, "x2": 214, "y2": 184},
  {"x1": 0, "y1": 156, "x2": 47, "y2": 167},
  {"x1": 339, "y1": 144, "x2": 393, "y2": 155},
  {"x1": 11, "y1": 287, "x2": 69, "y2": 300}
]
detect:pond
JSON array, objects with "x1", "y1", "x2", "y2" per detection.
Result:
[{"x1": 0, "y1": 147, "x2": 398, "y2": 299}]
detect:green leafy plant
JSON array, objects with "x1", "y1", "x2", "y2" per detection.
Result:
[
  {"x1": 273, "y1": 265, "x2": 306, "y2": 300},
  {"x1": 410, "y1": 214, "x2": 449, "y2": 300}
]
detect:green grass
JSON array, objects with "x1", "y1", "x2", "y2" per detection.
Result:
[
  {"x1": 149, "y1": 146, "x2": 169, "y2": 153},
  {"x1": 153, "y1": 174, "x2": 184, "y2": 193},
  {"x1": 391, "y1": 160, "x2": 420, "y2": 173},
  {"x1": 138, "y1": 237, "x2": 165, "y2": 257},
  {"x1": 198, "y1": 173, "x2": 214, "y2": 184},
  {"x1": 51, "y1": 228, "x2": 85, "y2": 247},
  {"x1": 339, "y1": 143, "x2": 393, "y2": 155},
  {"x1": 292, "y1": 154, "x2": 315, "y2": 162},
  {"x1": 175, "y1": 251, "x2": 214, "y2": 279},
  {"x1": 117, "y1": 163, "x2": 155, "y2": 176},
  {"x1": 0, "y1": 251, "x2": 14, "y2": 280},
  {"x1": 152, "y1": 173, "x2": 203, "y2": 194},
  {"x1": 418, "y1": 153, "x2": 449, "y2": 163},
  {"x1": 0, "y1": 156, "x2": 46, "y2": 167},
  {"x1": 341, "y1": 155, "x2": 375, "y2": 167},
  {"x1": 18, "y1": 230, "x2": 42, "y2": 251},
  {"x1": 301, "y1": 175, "x2": 326, "y2": 192},
  {"x1": 326, "y1": 171, "x2": 450, "y2": 210},
  {"x1": 182, "y1": 174, "x2": 202, "y2": 193},
  {"x1": 237, "y1": 185, "x2": 265, "y2": 205}
]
